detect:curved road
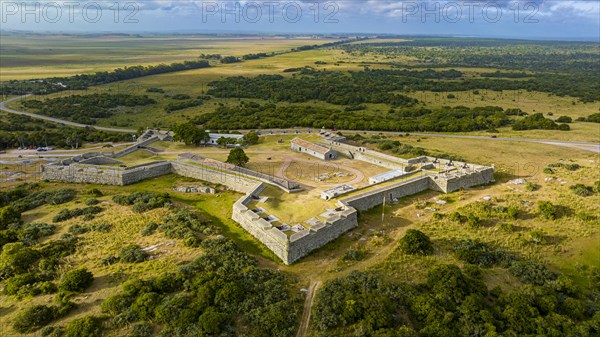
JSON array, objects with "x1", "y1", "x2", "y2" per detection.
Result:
[
  {"x1": 0, "y1": 95, "x2": 136, "y2": 133},
  {"x1": 2, "y1": 95, "x2": 598, "y2": 152}
]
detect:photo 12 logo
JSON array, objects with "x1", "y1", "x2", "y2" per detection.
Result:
[
  {"x1": 200, "y1": 1, "x2": 340, "y2": 24},
  {"x1": 1, "y1": 1, "x2": 140, "y2": 24},
  {"x1": 400, "y1": 1, "x2": 540, "y2": 23}
]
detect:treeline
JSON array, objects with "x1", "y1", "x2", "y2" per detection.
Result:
[
  {"x1": 0, "y1": 114, "x2": 134, "y2": 150},
  {"x1": 21, "y1": 93, "x2": 155, "y2": 124},
  {"x1": 0, "y1": 60, "x2": 210, "y2": 95},
  {"x1": 208, "y1": 73, "x2": 419, "y2": 107},
  {"x1": 513, "y1": 113, "x2": 570, "y2": 131},
  {"x1": 193, "y1": 101, "x2": 510, "y2": 132}
]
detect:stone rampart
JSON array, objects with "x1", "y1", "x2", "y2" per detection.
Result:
[
  {"x1": 342, "y1": 175, "x2": 431, "y2": 211},
  {"x1": 170, "y1": 161, "x2": 259, "y2": 193},
  {"x1": 113, "y1": 137, "x2": 159, "y2": 158}
]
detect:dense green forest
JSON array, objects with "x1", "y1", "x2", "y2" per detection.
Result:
[
  {"x1": 194, "y1": 101, "x2": 512, "y2": 132},
  {"x1": 209, "y1": 66, "x2": 599, "y2": 103},
  {"x1": 21, "y1": 94, "x2": 156, "y2": 125}
]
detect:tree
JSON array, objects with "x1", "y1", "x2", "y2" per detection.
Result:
[
  {"x1": 172, "y1": 123, "x2": 208, "y2": 146},
  {"x1": 59, "y1": 267, "x2": 94, "y2": 292},
  {"x1": 244, "y1": 131, "x2": 259, "y2": 145},
  {"x1": 399, "y1": 229, "x2": 433, "y2": 255},
  {"x1": 226, "y1": 148, "x2": 249, "y2": 167}
]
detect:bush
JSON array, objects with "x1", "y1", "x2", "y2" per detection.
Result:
[
  {"x1": 453, "y1": 239, "x2": 514, "y2": 267},
  {"x1": 525, "y1": 182, "x2": 540, "y2": 191},
  {"x1": 543, "y1": 167, "x2": 554, "y2": 174},
  {"x1": 130, "y1": 321, "x2": 153, "y2": 337},
  {"x1": 399, "y1": 230, "x2": 433, "y2": 255},
  {"x1": 509, "y1": 261, "x2": 557, "y2": 285},
  {"x1": 68, "y1": 224, "x2": 90, "y2": 235},
  {"x1": 570, "y1": 184, "x2": 593, "y2": 197},
  {"x1": 0, "y1": 206, "x2": 21, "y2": 229},
  {"x1": 537, "y1": 201, "x2": 557, "y2": 220},
  {"x1": 59, "y1": 268, "x2": 94, "y2": 292},
  {"x1": 88, "y1": 188, "x2": 103, "y2": 197},
  {"x1": 556, "y1": 116, "x2": 572, "y2": 123},
  {"x1": 64, "y1": 316, "x2": 103, "y2": 337},
  {"x1": 119, "y1": 244, "x2": 149, "y2": 263},
  {"x1": 53, "y1": 206, "x2": 103, "y2": 223},
  {"x1": 342, "y1": 246, "x2": 369, "y2": 261},
  {"x1": 141, "y1": 222, "x2": 159, "y2": 236},
  {"x1": 13, "y1": 305, "x2": 56, "y2": 333},
  {"x1": 112, "y1": 192, "x2": 170, "y2": 213},
  {"x1": 85, "y1": 198, "x2": 100, "y2": 206}
]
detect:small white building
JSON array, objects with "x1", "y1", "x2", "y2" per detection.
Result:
[{"x1": 291, "y1": 138, "x2": 336, "y2": 160}]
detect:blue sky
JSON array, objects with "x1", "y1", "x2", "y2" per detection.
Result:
[{"x1": 1, "y1": 1, "x2": 599, "y2": 40}]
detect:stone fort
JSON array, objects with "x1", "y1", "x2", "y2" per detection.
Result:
[{"x1": 41, "y1": 133, "x2": 494, "y2": 265}]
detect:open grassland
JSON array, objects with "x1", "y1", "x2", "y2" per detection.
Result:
[{"x1": 0, "y1": 34, "x2": 339, "y2": 80}]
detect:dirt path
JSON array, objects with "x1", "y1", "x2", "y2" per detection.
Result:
[
  {"x1": 276, "y1": 156, "x2": 365, "y2": 188},
  {"x1": 296, "y1": 280, "x2": 322, "y2": 337}
]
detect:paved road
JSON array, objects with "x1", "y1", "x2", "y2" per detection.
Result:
[{"x1": 0, "y1": 95, "x2": 137, "y2": 133}]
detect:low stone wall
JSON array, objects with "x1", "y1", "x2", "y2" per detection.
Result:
[
  {"x1": 41, "y1": 164, "x2": 124, "y2": 185},
  {"x1": 342, "y1": 175, "x2": 431, "y2": 211},
  {"x1": 121, "y1": 162, "x2": 173, "y2": 185},
  {"x1": 170, "y1": 161, "x2": 258, "y2": 194},
  {"x1": 178, "y1": 153, "x2": 300, "y2": 192}
]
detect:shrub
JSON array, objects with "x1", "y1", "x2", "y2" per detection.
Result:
[
  {"x1": 112, "y1": 192, "x2": 170, "y2": 213},
  {"x1": 141, "y1": 222, "x2": 159, "y2": 236},
  {"x1": 198, "y1": 307, "x2": 228, "y2": 334},
  {"x1": 3, "y1": 273, "x2": 37, "y2": 295},
  {"x1": 0, "y1": 206, "x2": 21, "y2": 230},
  {"x1": 399, "y1": 230, "x2": 433, "y2": 256},
  {"x1": 85, "y1": 198, "x2": 100, "y2": 206},
  {"x1": 507, "y1": 206, "x2": 519, "y2": 219},
  {"x1": 88, "y1": 188, "x2": 103, "y2": 197},
  {"x1": 53, "y1": 206, "x2": 103, "y2": 223},
  {"x1": 570, "y1": 184, "x2": 593, "y2": 197},
  {"x1": 13, "y1": 305, "x2": 56, "y2": 333},
  {"x1": 543, "y1": 167, "x2": 554, "y2": 174},
  {"x1": 537, "y1": 201, "x2": 557, "y2": 220},
  {"x1": 509, "y1": 261, "x2": 557, "y2": 285},
  {"x1": 525, "y1": 182, "x2": 540, "y2": 191},
  {"x1": 18, "y1": 222, "x2": 56, "y2": 244},
  {"x1": 342, "y1": 246, "x2": 369, "y2": 261},
  {"x1": 64, "y1": 316, "x2": 103, "y2": 337},
  {"x1": 102, "y1": 255, "x2": 119, "y2": 266},
  {"x1": 556, "y1": 116, "x2": 572, "y2": 123},
  {"x1": 453, "y1": 239, "x2": 514, "y2": 267},
  {"x1": 130, "y1": 321, "x2": 153, "y2": 337},
  {"x1": 59, "y1": 268, "x2": 94, "y2": 292},
  {"x1": 119, "y1": 244, "x2": 149, "y2": 263},
  {"x1": 68, "y1": 224, "x2": 90, "y2": 235}
]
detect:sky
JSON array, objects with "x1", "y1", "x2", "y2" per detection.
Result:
[{"x1": 1, "y1": 0, "x2": 599, "y2": 40}]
